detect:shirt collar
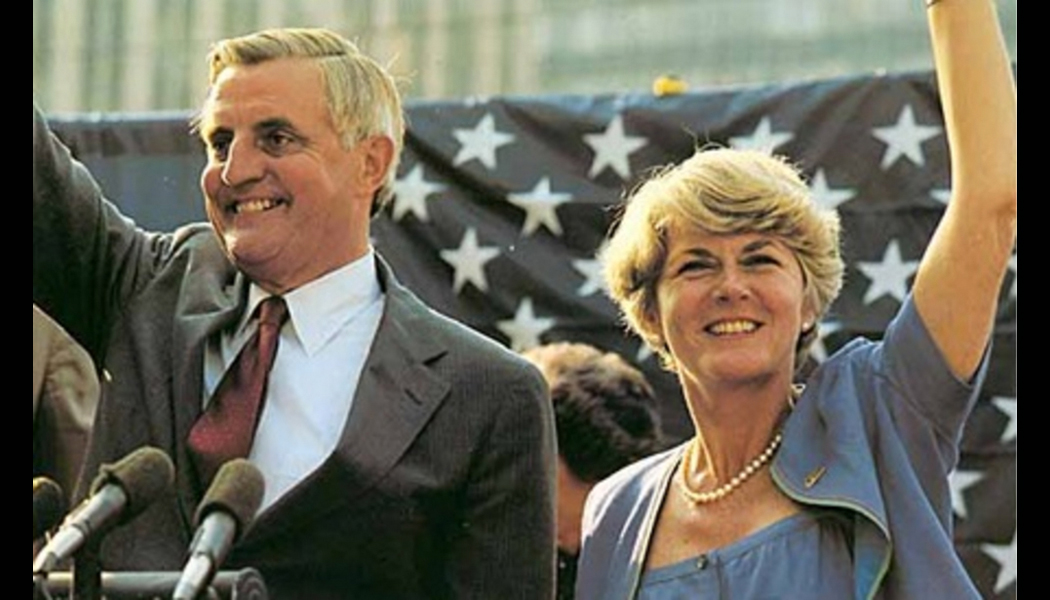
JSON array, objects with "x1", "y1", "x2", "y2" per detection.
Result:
[{"x1": 242, "y1": 248, "x2": 383, "y2": 356}]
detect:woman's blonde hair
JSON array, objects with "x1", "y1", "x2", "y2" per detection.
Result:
[
  {"x1": 601, "y1": 147, "x2": 844, "y2": 371},
  {"x1": 201, "y1": 27, "x2": 405, "y2": 211}
]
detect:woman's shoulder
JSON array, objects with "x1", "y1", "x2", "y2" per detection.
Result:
[
  {"x1": 812, "y1": 293, "x2": 981, "y2": 397},
  {"x1": 579, "y1": 444, "x2": 684, "y2": 590},
  {"x1": 797, "y1": 292, "x2": 983, "y2": 452},
  {"x1": 586, "y1": 444, "x2": 683, "y2": 521}
]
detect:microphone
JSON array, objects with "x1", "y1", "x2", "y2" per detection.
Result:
[
  {"x1": 33, "y1": 477, "x2": 67, "y2": 541},
  {"x1": 173, "y1": 459, "x2": 265, "y2": 600},
  {"x1": 33, "y1": 447, "x2": 174, "y2": 574}
]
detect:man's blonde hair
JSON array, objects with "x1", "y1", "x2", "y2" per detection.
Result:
[
  {"x1": 203, "y1": 27, "x2": 405, "y2": 210},
  {"x1": 601, "y1": 147, "x2": 844, "y2": 371}
]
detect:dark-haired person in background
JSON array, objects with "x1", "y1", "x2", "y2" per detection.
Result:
[{"x1": 523, "y1": 343, "x2": 665, "y2": 600}]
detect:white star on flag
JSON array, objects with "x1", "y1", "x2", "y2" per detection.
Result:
[
  {"x1": 992, "y1": 396, "x2": 1017, "y2": 442},
  {"x1": 571, "y1": 257, "x2": 605, "y2": 296},
  {"x1": 1008, "y1": 255, "x2": 1016, "y2": 300},
  {"x1": 391, "y1": 165, "x2": 445, "y2": 222},
  {"x1": 947, "y1": 469, "x2": 984, "y2": 519},
  {"x1": 930, "y1": 188, "x2": 951, "y2": 205},
  {"x1": 572, "y1": 243, "x2": 607, "y2": 296},
  {"x1": 497, "y1": 297, "x2": 556, "y2": 352},
  {"x1": 809, "y1": 170, "x2": 855, "y2": 211},
  {"x1": 981, "y1": 532, "x2": 1017, "y2": 593},
  {"x1": 729, "y1": 117, "x2": 794, "y2": 152},
  {"x1": 452, "y1": 113, "x2": 516, "y2": 170},
  {"x1": 507, "y1": 177, "x2": 573, "y2": 236},
  {"x1": 856, "y1": 239, "x2": 919, "y2": 305},
  {"x1": 583, "y1": 114, "x2": 648, "y2": 179},
  {"x1": 809, "y1": 320, "x2": 843, "y2": 363},
  {"x1": 439, "y1": 228, "x2": 501, "y2": 294},
  {"x1": 872, "y1": 105, "x2": 942, "y2": 169}
]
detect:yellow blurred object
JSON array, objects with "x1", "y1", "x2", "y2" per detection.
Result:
[{"x1": 653, "y1": 75, "x2": 688, "y2": 97}]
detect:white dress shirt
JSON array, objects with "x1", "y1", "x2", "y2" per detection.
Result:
[{"x1": 203, "y1": 250, "x2": 385, "y2": 510}]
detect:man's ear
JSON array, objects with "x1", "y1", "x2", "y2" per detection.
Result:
[{"x1": 360, "y1": 135, "x2": 395, "y2": 191}]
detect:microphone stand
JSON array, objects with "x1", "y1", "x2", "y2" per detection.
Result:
[
  {"x1": 38, "y1": 568, "x2": 268, "y2": 599},
  {"x1": 70, "y1": 536, "x2": 102, "y2": 600},
  {"x1": 33, "y1": 573, "x2": 54, "y2": 600}
]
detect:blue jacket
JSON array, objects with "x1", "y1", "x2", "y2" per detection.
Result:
[{"x1": 577, "y1": 297, "x2": 985, "y2": 599}]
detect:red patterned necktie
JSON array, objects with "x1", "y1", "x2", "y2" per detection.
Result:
[{"x1": 189, "y1": 296, "x2": 288, "y2": 487}]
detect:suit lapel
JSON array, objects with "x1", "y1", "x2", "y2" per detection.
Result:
[
  {"x1": 170, "y1": 267, "x2": 245, "y2": 526},
  {"x1": 246, "y1": 258, "x2": 451, "y2": 538},
  {"x1": 338, "y1": 280, "x2": 451, "y2": 480}
]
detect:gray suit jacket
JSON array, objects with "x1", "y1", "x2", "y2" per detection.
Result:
[{"x1": 33, "y1": 103, "x2": 557, "y2": 599}]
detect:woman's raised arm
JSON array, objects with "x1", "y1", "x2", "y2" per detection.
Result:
[{"x1": 912, "y1": 0, "x2": 1017, "y2": 379}]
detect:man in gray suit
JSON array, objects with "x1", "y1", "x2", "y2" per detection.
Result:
[{"x1": 33, "y1": 28, "x2": 556, "y2": 599}]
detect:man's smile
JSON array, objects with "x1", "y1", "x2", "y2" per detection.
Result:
[{"x1": 226, "y1": 197, "x2": 288, "y2": 215}]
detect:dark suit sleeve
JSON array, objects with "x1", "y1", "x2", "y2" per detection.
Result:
[
  {"x1": 446, "y1": 365, "x2": 557, "y2": 599},
  {"x1": 33, "y1": 102, "x2": 163, "y2": 361}
]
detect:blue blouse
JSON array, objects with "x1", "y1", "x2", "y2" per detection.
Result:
[{"x1": 638, "y1": 508, "x2": 853, "y2": 599}]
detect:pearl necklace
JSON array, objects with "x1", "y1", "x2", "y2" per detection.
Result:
[{"x1": 676, "y1": 430, "x2": 783, "y2": 505}]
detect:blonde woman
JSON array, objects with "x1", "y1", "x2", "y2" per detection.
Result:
[{"x1": 577, "y1": 1, "x2": 1015, "y2": 597}]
